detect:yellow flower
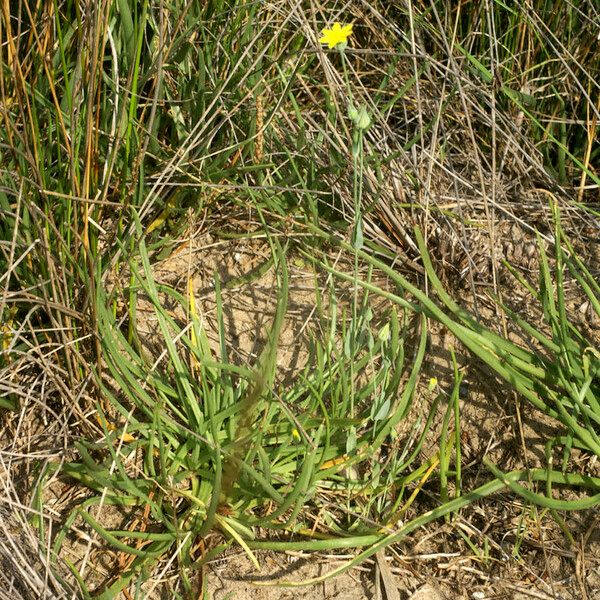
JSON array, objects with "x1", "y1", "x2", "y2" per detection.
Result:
[{"x1": 319, "y1": 22, "x2": 353, "y2": 49}]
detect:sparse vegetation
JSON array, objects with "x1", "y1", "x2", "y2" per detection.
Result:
[{"x1": 1, "y1": 1, "x2": 598, "y2": 598}]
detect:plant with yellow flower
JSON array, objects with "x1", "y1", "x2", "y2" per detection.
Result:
[{"x1": 317, "y1": 19, "x2": 373, "y2": 432}]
